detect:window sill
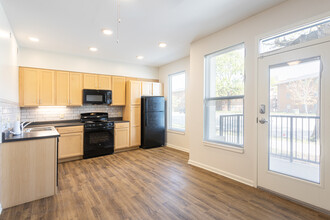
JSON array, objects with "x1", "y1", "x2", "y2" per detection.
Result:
[
  {"x1": 203, "y1": 141, "x2": 244, "y2": 154},
  {"x1": 167, "y1": 129, "x2": 185, "y2": 135}
]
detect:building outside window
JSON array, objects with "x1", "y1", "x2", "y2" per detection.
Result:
[
  {"x1": 168, "y1": 71, "x2": 186, "y2": 132},
  {"x1": 204, "y1": 43, "x2": 245, "y2": 147}
]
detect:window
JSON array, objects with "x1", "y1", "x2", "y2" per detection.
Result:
[
  {"x1": 168, "y1": 71, "x2": 186, "y2": 132},
  {"x1": 204, "y1": 43, "x2": 245, "y2": 147},
  {"x1": 260, "y1": 17, "x2": 330, "y2": 54}
]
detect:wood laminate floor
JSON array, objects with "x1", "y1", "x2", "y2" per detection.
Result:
[{"x1": 1, "y1": 147, "x2": 329, "y2": 220}]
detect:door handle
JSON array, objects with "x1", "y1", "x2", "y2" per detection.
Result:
[{"x1": 259, "y1": 118, "x2": 268, "y2": 124}]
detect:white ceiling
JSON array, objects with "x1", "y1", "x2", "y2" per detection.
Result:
[{"x1": 1, "y1": 0, "x2": 285, "y2": 67}]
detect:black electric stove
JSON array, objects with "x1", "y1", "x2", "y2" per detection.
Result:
[{"x1": 81, "y1": 112, "x2": 114, "y2": 159}]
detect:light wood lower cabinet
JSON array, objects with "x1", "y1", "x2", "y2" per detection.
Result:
[
  {"x1": 57, "y1": 126, "x2": 83, "y2": 162},
  {"x1": 0, "y1": 138, "x2": 57, "y2": 209},
  {"x1": 114, "y1": 122, "x2": 130, "y2": 150}
]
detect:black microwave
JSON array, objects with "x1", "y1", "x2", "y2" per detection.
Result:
[{"x1": 83, "y1": 89, "x2": 112, "y2": 105}]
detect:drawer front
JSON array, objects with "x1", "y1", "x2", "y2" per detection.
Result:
[
  {"x1": 56, "y1": 126, "x2": 83, "y2": 134},
  {"x1": 115, "y1": 122, "x2": 129, "y2": 129}
]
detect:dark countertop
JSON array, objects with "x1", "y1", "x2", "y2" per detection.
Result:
[
  {"x1": 27, "y1": 118, "x2": 129, "y2": 128},
  {"x1": 1, "y1": 118, "x2": 129, "y2": 143},
  {"x1": 2, "y1": 127, "x2": 60, "y2": 143}
]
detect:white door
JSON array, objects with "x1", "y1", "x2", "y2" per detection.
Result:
[{"x1": 257, "y1": 42, "x2": 330, "y2": 211}]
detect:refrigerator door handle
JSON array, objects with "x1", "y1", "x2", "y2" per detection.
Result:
[{"x1": 145, "y1": 114, "x2": 148, "y2": 127}]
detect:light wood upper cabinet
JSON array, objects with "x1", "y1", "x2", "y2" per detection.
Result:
[
  {"x1": 19, "y1": 67, "x2": 56, "y2": 107},
  {"x1": 129, "y1": 81, "x2": 141, "y2": 105},
  {"x1": 39, "y1": 70, "x2": 55, "y2": 106},
  {"x1": 114, "y1": 122, "x2": 130, "y2": 150},
  {"x1": 141, "y1": 82, "x2": 153, "y2": 96},
  {"x1": 152, "y1": 82, "x2": 163, "y2": 96},
  {"x1": 98, "y1": 75, "x2": 112, "y2": 90},
  {"x1": 56, "y1": 71, "x2": 82, "y2": 106},
  {"x1": 69, "y1": 72, "x2": 83, "y2": 106},
  {"x1": 83, "y1": 74, "x2": 98, "y2": 89},
  {"x1": 83, "y1": 74, "x2": 112, "y2": 90},
  {"x1": 19, "y1": 68, "x2": 39, "y2": 106},
  {"x1": 56, "y1": 71, "x2": 70, "y2": 106},
  {"x1": 112, "y1": 76, "x2": 126, "y2": 106}
]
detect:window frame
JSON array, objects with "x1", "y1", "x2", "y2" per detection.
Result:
[
  {"x1": 168, "y1": 71, "x2": 186, "y2": 132},
  {"x1": 203, "y1": 43, "x2": 245, "y2": 148}
]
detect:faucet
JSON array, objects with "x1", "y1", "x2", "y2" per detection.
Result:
[{"x1": 21, "y1": 121, "x2": 33, "y2": 131}]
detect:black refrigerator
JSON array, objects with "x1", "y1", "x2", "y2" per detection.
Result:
[{"x1": 141, "y1": 96, "x2": 165, "y2": 149}]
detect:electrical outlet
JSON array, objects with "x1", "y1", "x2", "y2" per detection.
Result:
[{"x1": 59, "y1": 114, "x2": 64, "y2": 119}]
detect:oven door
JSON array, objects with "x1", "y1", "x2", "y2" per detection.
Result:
[{"x1": 83, "y1": 128, "x2": 114, "y2": 159}]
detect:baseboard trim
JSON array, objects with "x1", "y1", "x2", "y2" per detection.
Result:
[
  {"x1": 166, "y1": 144, "x2": 189, "y2": 153},
  {"x1": 188, "y1": 159, "x2": 255, "y2": 187}
]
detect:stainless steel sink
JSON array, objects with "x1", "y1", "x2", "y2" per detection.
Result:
[{"x1": 24, "y1": 127, "x2": 54, "y2": 133}]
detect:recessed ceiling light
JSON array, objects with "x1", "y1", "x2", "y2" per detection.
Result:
[
  {"x1": 29, "y1": 37, "x2": 39, "y2": 42},
  {"x1": 89, "y1": 47, "x2": 98, "y2": 52},
  {"x1": 136, "y1": 55, "x2": 144, "y2": 60},
  {"x1": 102, "y1": 29, "x2": 113, "y2": 35},
  {"x1": 159, "y1": 42, "x2": 167, "y2": 48}
]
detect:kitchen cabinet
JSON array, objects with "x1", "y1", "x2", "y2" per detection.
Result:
[
  {"x1": 83, "y1": 74, "x2": 98, "y2": 89},
  {"x1": 57, "y1": 126, "x2": 83, "y2": 162},
  {"x1": 123, "y1": 80, "x2": 142, "y2": 147},
  {"x1": 83, "y1": 74, "x2": 112, "y2": 90},
  {"x1": 69, "y1": 72, "x2": 83, "y2": 105},
  {"x1": 98, "y1": 75, "x2": 112, "y2": 90},
  {"x1": 141, "y1": 81, "x2": 153, "y2": 96},
  {"x1": 112, "y1": 76, "x2": 126, "y2": 106},
  {"x1": 129, "y1": 81, "x2": 142, "y2": 105},
  {"x1": 152, "y1": 82, "x2": 164, "y2": 96},
  {"x1": 114, "y1": 122, "x2": 130, "y2": 150},
  {"x1": 19, "y1": 67, "x2": 55, "y2": 106},
  {"x1": 56, "y1": 71, "x2": 83, "y2": 106},
  {"x1": 0, "y1": 138, "x2": 57, "y2": 208}
]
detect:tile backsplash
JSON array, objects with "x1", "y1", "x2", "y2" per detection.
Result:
[
  {"x1": 20, "y1": 105, "x2": 123, "y2": 122},
  {"x1": 0, "y1": 99, "x2": 21, "y2": 142}
]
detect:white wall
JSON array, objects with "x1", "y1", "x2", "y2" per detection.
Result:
[
  {"x1": 18, "y1": 48, "x2": 159, "y2": 79},
  {"x1": 188, "y1": 0, "x2": 330, "y2": 187},
  {"x1": 159, "y1": 57, "x2": 190, "y2": 152},
  {"x1": 0, "y1": 2, "x2": 18, "y2": 103}
]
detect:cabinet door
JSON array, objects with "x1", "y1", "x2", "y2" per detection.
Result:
[
  {"x1": 152, "y1": 83, "x2": 163, "y2": 96},
  {"x1": 141, "y1": 82, "x2": 153, "y2": 96},
  {"x1": 130, "y1": 126, "x2": 141, "y2": 147},
  {"x1": 56, "y1": 71, "x2": 70, "y2": 106},
  {"x1": 20, "y1": 68, "x2": 39, "y2": 106},
  {"x1": 115, "y1": 128, "x2": 129, "y2": 150},
  {"x1": 69, "y1": 73, "x2": 83, "y2": 106},
  {"x1": 58, "y1": 132, "x2": 83, "y2": 159},
  {"x1": 39, "y1": 70, "x2": 55, "y2": 106},
  {"x1": 83, "y1": 74, "x2": 98, "y2": 89},
  {"x1": 112, "y1": 76, "x2": 126, "y2": 106},
  {"x1": 98, "y1": 75, "x2": 112, "y2": 90},
  {"x1": 130, "y1": 81, "x2": 141, "y2": 105},
  {"x1": 130, "y1": 105, "x2": 141, "y2": 126}
]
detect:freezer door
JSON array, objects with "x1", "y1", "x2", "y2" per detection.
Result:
[{"x1": 143, "y1": 96, "x2": 165, "y2": 113}]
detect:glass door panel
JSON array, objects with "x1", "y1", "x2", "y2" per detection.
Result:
[{"x1": 269, "y1": 57, "x2": 321, "y2": 183}]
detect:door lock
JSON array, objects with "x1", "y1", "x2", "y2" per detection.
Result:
[
  {"x1": 259, "y1": 118, "x2": 268, "y2": 124},
  {"x1": 259, "y1": 104, "x2": 266, "y2": 114}
]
